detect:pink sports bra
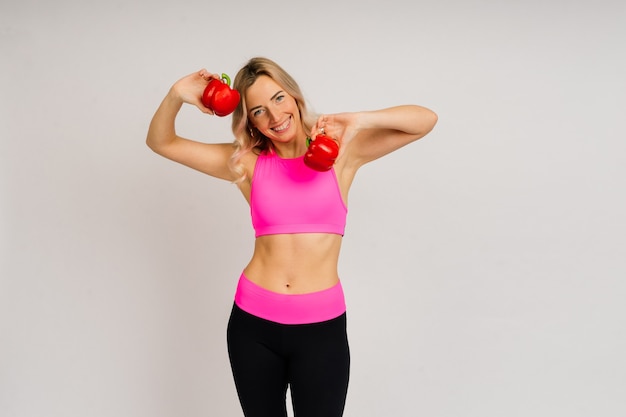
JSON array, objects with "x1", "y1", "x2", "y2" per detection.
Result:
[{"x1": 250, "y1": 151, "x2": 347, "y2": 237}]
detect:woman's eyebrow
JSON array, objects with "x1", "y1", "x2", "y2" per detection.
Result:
[{"x1": 249, "y1": 90, "x2": 284, "y2": 113}]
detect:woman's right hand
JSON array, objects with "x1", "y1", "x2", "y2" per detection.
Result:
[{"x1": 169, "y1": 69, "x2": 220, "y2": 115}]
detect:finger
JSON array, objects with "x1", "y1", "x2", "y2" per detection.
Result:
[
  {"x1": 311, "y1": 114, "x2": 326, "y2": 138},
  {"x1": 198, "y1": 69, "x2": 220, "y2": 83},
  {"x1": 201, "y1": 107, "x2": 215, "y2": 115},
  {"x1": 200, "y1": 101, "x2": 215, "y2": 115},
  {"x1": 198, "y1": 69, "x2": 210, "y2": 80},
  {"x1": 192, "y1": 96, "x2": 214, "y2": 115}
]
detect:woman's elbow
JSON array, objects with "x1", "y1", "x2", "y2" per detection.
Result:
[{"x1": 418, "y1": 107, "x2": 438, "y2": 136}]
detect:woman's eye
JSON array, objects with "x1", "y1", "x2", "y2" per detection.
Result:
[
  {"x1": 252, "y1": 109, "x2": 264, "y2": 117},
  {"x1": 275, "y1": 94, "x2": 285, "y2": 103}
]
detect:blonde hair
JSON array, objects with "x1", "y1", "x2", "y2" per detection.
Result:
[{"x1": 230, "y1": 57, "x2": 316, "y2": 182}]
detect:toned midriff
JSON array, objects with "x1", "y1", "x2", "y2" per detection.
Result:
[{"x1": 243, "y1": 233, "x2": 343, "y2": 294}]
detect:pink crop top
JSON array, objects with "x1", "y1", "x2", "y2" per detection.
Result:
[{"x1": 250, "y1": 151, "x2": 347, "y2": 237}]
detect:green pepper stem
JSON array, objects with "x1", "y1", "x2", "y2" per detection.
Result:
[{"x1": 221, "y1": 73, "x2": 231, "y2": 87}]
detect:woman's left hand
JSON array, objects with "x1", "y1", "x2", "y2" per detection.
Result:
[{"x1": 310, "y1": 112, "x2": 360, "y2": 159}]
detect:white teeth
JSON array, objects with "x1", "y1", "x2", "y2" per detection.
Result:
[{"x1": 273, "y1": 117, "x2": 291, "y2": 132}]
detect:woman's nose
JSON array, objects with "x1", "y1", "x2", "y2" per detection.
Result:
[{"x1": 267, "y1": 105, "x2": 280, "y2": 122}]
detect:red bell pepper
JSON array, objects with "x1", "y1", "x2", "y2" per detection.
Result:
[
  {"x1": 304, "y1": 134, "x2": 339, "y2": 171},
  {"x1": 201, "y1": 73, "x2": 240, "y2": 117}
]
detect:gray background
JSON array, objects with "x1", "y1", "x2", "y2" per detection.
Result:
[{"x1": 1, "y1": 0, "x2": 625, "y2": 416}]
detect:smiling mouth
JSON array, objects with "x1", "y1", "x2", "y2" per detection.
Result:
[{"x1": 271, "y1": 116, "x2": 291, "y2": 133}]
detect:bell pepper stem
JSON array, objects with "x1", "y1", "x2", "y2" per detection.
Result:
[{"x1": 221, "y1": 73, "x2": 231, "y2": 87}]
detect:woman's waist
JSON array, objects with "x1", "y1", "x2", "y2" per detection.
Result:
[
  {"x1": 243, "y1": 260, "x2": 339, "y2": 294},
  {"x1": 246, "y1": 233, "x2": 341, "y2": 293}
]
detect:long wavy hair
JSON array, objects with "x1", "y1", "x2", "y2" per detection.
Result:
[{"x1": 230, "y1": 57, "x2": 317, "y2": 182}]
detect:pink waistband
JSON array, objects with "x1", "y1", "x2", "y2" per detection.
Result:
[{"x1": 234, "y1": 273, "x2": 346, "y2": 325}]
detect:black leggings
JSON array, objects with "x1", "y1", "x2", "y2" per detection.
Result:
[{"x1": 227, "y1": 304, "x2": 350, "y2": 417}]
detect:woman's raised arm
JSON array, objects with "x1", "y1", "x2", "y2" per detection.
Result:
[
  {"x1": 314, "y1": 105, "x2": 438, "y2": 169},
  {"x1": 146, "y1": 70, "x2": 237, "y2": 181}
]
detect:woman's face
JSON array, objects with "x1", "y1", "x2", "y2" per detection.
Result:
[{"x1": 246, "y1": 75, "x2": 304, "y2": 144}]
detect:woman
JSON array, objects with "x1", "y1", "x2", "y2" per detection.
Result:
[{"x1": 146, "y1": 57, "x2": 437, "y2": 417}]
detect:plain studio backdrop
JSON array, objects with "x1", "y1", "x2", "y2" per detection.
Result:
[{"x1": 1, "y1": 0, "x2": 625, "y2": 416}]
